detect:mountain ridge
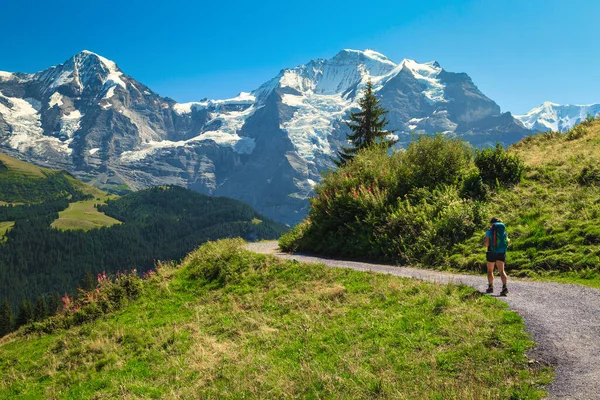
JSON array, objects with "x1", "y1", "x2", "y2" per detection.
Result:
[{"x1": 1, "y1": 49, "x2": 534, "y2": 224}]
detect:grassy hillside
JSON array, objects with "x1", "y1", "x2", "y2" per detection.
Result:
[
  {"x1": 51, "y1": 197, "x2": 121, "y2": 231},
  {"x1": 449, "y1": 119, "x2": 600, "y2": 282},
  {"x1": 0, "y1": 239, "x2": 551, "y2": 399},
  {"x1": 0, "y1": 152, "x2": 102, "y2": 204},
  {"x1": 281, "y1": 117, "x2": 600, "y2": 286}
]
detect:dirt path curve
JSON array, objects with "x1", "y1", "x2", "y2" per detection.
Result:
[{"x1": 245, "y1": 241, "x2": 600, "y2": 400}]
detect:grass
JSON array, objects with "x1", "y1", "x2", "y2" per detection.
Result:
[
  {"x1": 448, "y1": 119, "x2": 600, "y2": 287},
  {"x1": 0, "y1": 221, "x2": 14, "y2": 242},
  {"x1": 0, "y1": 152, "x2": 53, "y2": 178},
  {"x1": 51, "y1": 196, "x2": 121, "y2": 231},
  {"x1": 0, "y1": 239, "x2": 552, "y2": 399}
]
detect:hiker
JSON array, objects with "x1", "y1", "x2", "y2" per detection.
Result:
[{"x1": 483, "y1": 217, "x2": 509, "y2": 296}]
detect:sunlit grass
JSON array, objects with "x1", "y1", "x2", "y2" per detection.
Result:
[
  {"x1": 0, "y1": 221, "x2": 14, "y2": 242},
  {"x1": 0, "y1": 239, "x2": 552, "y2": 399},
  {"x1": 51, "y1": 196, "x2": 121, "y2": 231}
]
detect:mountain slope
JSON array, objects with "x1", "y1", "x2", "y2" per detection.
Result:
[
  {"x1": 0, "y1": 160, "x2": 287, "y2": 316},
  {"x1": 1, "y1": 49, "x2": 532, "y2": 224},
  {"x1": 0, "y1": 239, "x2": 550, "y2": 399},
  {"x1": 516, "y1": 101, "x2": 600, "y2": 132},
  {"x1": 0, "y1": 151, "x2": 102, "y2": 204}
]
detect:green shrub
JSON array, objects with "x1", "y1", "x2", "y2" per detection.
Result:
[
  {"x1": 404, "y1": 134, "x2": 473, "y2": 189},
  {"x1": 577, "y1": 164, "x2": 600, "y2": 186},
  {"x1": 565, "y1": 124, "x2": 587, "y2": 140},
  {"x1": 460, "y1": 170, "x2": 489, "y2": 200},
  {"x1": 475, "y1": 143, "x2": 524, "y2": 187}
]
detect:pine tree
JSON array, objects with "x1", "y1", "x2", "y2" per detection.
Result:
[
  {"x1": 336, "y1": 80, "x2": 396, "y2": 166},
  {"x1": 81, "y1": 271, "x2": 97, "y2": 291},
  {"x1": 0, "y1": 300, "x2": 13, "y2": 336},
  {"x1": 33, "y1": 296, "x2": 48, "y2": 322},
  {"x1": 15, "y1": 299, "x2": 34, "y2": 328}
]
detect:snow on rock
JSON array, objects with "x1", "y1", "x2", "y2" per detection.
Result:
[
  {"x1": 281, "y1": 92, "x2": 352, "y2": 161},
  {"x1": 104, "y1": 86, "x2": 117, "y2": 99},
  {"x1": 48, "y1": 92, "x2": 64, "y2": 108},
  {"x1": 59, "y1": 110, "x2": 83, "y2": 138},
  {"x1": 89, "y1": 148, "x2": 100, "y2": 155},
  {"x1": 516, "y1": 102, "x2": 600, "y2": 132},
  {"x1": 0, "y1": 91, "x2": 71, "y2": 154},
  {"x1": 121, "y1": 96, "x2": 258, "y2": 162},
  {"x1": 0, "y1": 71, "x2": 16, "y2": 81},
  {"x1": 88, "y1": 51, "x2": 127, "y2": 89},
  {"x1": 173, "y1": 92, "x2": 255, "y2": 115},
  {"x1": 400, "y1": 60, "x2": 445, "y2": 104}
]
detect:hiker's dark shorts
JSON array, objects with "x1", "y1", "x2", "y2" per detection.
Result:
[{"x1": 486, "y1": 252, "x2": 506, "y2": 263}]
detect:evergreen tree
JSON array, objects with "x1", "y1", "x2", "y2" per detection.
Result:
[
  {"x1": 81, "y1": 271, "x2": 97, "y2": 291},
  {"x1": 33, "y1": 296, "x2": 48, "y2": 322},
  {"x1": 336, "y1": 80, "x2": 396, "y2": 166},
  {"x1": 15, "y1": 299, "x2": 34, "y2": 328},
  {"x1": 0, "y1": 300, "x2": 13, "y2": 336},
  {"x1": 47, "y1": 293, "x2": 61, "y2": 317}
]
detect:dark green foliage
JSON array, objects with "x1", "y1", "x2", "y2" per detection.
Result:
[
  {"x1": 475, "y1": 143, "x2": 524, "y2": 187},
  {"x1": 336, "y1": 81, "x2": 396, "y2": 165},
  {"x1": 0, "y1": 198, "x2": 70, "y2": 221},
  {"x1": 0, "y1": 185, "x2": 287, "y2": 333},
  {"x1": 81, "y1": 271, "x2": 97, "y2": 291},
  {"x1": 0, "y1": 300, "x2": 13, "y2": 336},
  {"x1": 460, "y1": 170, "x2": 489, "y2": 200},
  {"x1": 33, "y1": 296, "x2": 48, "y2": 322},
  {"x1": 577, "y1": 164, "x2": 600, "y2": 186},
  {"x1": 15, "y1": 299, "x2": 33, "y2": 328}
]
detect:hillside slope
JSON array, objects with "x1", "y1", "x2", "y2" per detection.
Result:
[
  {"x1": 281, "y1": 117, "x2": 600, "y2": 285},
  {"x1": 0, "y1": 240, "x2": 550, "y2": 399},
  {"x1": 0, "y1": 151, "x2": 102, "y2": 204},
  {"x1": 451, "y1": 117, "x2": 600, "y2": 280},
  {"x1": 0, "y1": 185, "x2": 287, "y2": 315}
]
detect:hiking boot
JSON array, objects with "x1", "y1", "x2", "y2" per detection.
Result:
[
  {"x1": 485, "y1": 285, "x2": 494, "y2": 294},
  {"x1": 500, "y1": 286, "x2": 508, "y2": 296}
]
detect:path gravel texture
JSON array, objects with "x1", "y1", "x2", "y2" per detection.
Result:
[{"x1": 245, "y1": 241, "x2": 600, "y2": 400}]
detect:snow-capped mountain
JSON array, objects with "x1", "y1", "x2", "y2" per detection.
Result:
[
  {"x1": 516, "y1": 101, "x2": 600, "y2": 132},
  {"x1": 0, "y1": 49, "x2": 531, "y2": 224}
]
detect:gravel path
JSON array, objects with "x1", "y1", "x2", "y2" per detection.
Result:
[{"x1": 245, "y1": 241, "x2": 600, "y2": 400}]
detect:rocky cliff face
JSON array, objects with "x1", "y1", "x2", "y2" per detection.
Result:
[{"x1": 0, "y1": 49, "x2": 532, "y2": 225}]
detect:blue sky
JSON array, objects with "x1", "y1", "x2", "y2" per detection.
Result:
[{"x1": 0, "y1": 0, "x2": 598, "y2": 114}]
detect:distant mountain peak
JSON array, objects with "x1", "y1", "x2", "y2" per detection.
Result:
[{"x1": 516, "y1": 101, "x2": 600, "y2": 132}]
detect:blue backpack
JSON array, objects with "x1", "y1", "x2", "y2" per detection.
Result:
[{"x1": 490, "y1": 222, "x2": 509, "y2": 253}]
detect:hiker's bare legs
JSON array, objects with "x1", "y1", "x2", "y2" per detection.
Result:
[
  {"x1": 496, "y1": 261, "x2": 508, "y2": 286},
  {"x1": 487, "y1": 262, "x2": 496, "y2": 285}
]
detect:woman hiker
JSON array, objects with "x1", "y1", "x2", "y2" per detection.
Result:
[{"x1": 483, "y1": 217, "x2": 509, "y2": 296}]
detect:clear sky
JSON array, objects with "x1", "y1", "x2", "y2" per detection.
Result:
[{"x1": 1, "y1": 0, "x2": 598, "y2": 114}]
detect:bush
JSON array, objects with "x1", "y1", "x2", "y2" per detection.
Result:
[
  {"x1": 460, "y1": 170, "x2": 489, "y2": 200},
  {"x1": 23, "y1": 269, "x2": 144, "y2": 335},
  {"x1": 565, "y1": 124, "x2": 587, "y2": 140},
  {"x1": 475, "y1": 143, "x2": 524, "y2": 187},
  {"x1": 404, "y1": 134, "x2": 473, "y2": 190},
  {"x1": 577, "y1": 164, "x2": 600, "y2": 186}
]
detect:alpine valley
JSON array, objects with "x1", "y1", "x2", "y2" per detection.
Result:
[{"x1": 1, "y1": 49, "x2": 598, "y2": 224}]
